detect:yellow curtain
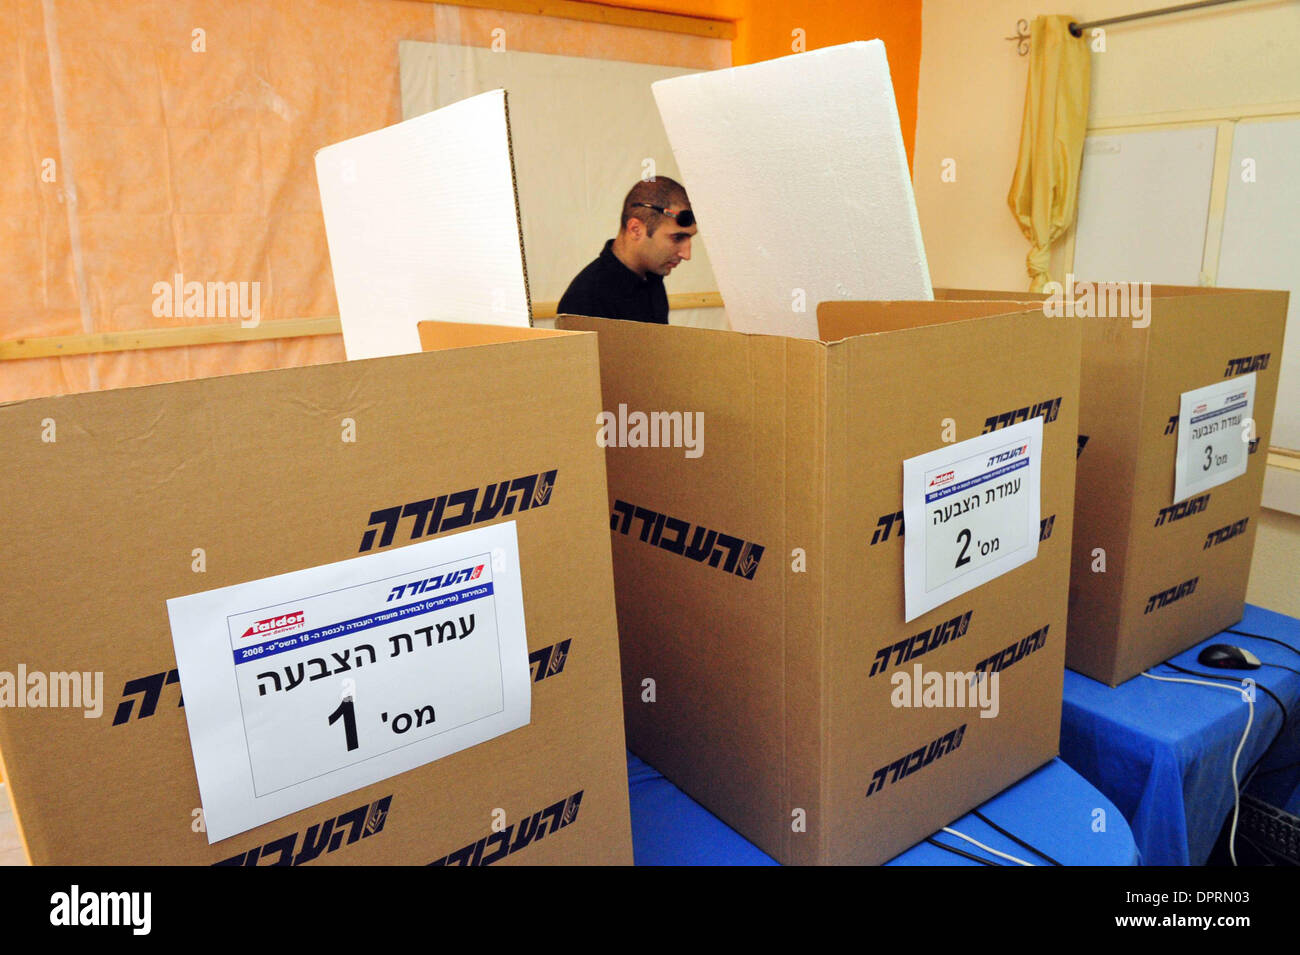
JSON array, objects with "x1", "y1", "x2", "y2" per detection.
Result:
[{"x1": 1007, "y1": 15, "x2": 1091, "y2": 292}]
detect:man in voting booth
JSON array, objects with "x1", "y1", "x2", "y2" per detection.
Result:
[{"x1": 557, "y1": 177, "x2": 696, "y2": 325}]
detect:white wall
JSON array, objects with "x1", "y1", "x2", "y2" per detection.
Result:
[{"x1": 913, "y1": 0, "x2": 1300, "y2": 291}]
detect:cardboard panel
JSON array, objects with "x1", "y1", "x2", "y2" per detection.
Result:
[
  {"x1": 652, "y1": 41, "x2": 931, "y2": 341},
  {"x1": 818, "y1": 299, "x2": 1036, "y2": 341},
  {"x1": 0, "y1": 332, "x2": 631, "y2": 864},
  {"x1": 824, "y1": 310, "x2": 1079, "y2": 862},
  {"x1": 316, "y1": 90, "x2": 531, "y2": 361},
  {"x1": 556, "y1": 317, "x2": 798, "y2": 858}
]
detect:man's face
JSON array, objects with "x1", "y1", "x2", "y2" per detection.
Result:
[{"x1": 641, "y1": 211, "x2": 696, "y2": 277}]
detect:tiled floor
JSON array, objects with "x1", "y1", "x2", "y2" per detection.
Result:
[{"x1": 0, "y1": 788, "x2": 28, "y2": 865}]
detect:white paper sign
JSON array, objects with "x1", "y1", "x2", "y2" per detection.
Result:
[
  {"x1": 1174, "y1": 373, "x2": 1257, "y2": 504},
  {"x1": 168, "y1": 522, "x2": 530, "y2": 844},
  {"x1": 902, "y1": 418, "x2": 1043, "y2": 622}
]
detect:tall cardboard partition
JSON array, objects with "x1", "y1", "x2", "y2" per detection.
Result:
[
  {"x1": 558, "y1": 302, "x2": 1081, "y2": 864},
  {"x1": 937, "y1": 286, "x2": 1289, "y2": 685},
  {"x1": 0, "y1": 325, "x2": 632, "y2": 865}
]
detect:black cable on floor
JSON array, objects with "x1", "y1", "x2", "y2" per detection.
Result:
[
  {"x1": 924, "y1": 836, "x2": 1001, "y2": 866},
  {"x1": 972, "y1": 809, "x2": 1063, "y2": 866},
  {"x1": 1162, "y1": 661, "x2": 1288, "y2": 729},
  {"x1": 1225, "y1": 629, "x2": 1300, "y2": 661}
]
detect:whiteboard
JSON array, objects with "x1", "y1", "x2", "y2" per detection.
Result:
[
  {"x1": 1072, "y1": 126, "x2": 1217, "y2": 285},
  {"x1": 399, "y1": 41, "x2": 724, "y2": 330},
  {"x1": 1216, "y1": 117, "x2": 1300, "y2": 451}
]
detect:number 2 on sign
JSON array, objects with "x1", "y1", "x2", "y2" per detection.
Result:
[{"x1": 954, "y1": 528, "x2": 1000, "y2": 568}]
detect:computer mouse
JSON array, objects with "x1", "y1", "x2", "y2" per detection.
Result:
[{"x1": 1196, "y1": 644, "x2": 1262, "y2": 670}]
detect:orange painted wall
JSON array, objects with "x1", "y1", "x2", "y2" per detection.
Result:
[{"x1": 595, "y1": 0, "x2": 923, "y2": 165}]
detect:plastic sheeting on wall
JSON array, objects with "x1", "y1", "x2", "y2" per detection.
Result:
[{"x1": 0, "y1": 0, "x2": 728, "y2": 402}]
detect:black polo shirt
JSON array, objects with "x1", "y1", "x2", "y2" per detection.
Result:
[{"x1": 556, "y1": 240, "x2": 668, "y2": 324}]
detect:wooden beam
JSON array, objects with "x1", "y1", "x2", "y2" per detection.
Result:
[
  {"x1": 410, "y1": 0, "x2": 735, "y2": 40},
  {"x1": 534, "y1": 290, "x2": 723, "y2": 319},
  {"x1": 1269, "y1": 449, "x2": 1300, "y2": 470},
  {"x1": 0, "y1": 318, "x2": 342, "y2": 361},
  {"x1": 0, "y1": 294, "x2": 728, "y2": 360}
]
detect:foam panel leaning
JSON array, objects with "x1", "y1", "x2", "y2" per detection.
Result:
[
  {"x1": 651, "y1": 40, "x2": 932, "y2": 340},
  {"x1": 316, "y1": 89, "x2": 532, "y2": 360}
]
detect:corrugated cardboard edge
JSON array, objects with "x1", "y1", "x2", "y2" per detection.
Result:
[
  {"x1": 500, "y1": 90, "x2": 534, "y2": 327},
  {"x1": 1106, "y1": 312, "x2": 1155, "y2": 684},
  {"x1": 778, "y1": 335, "x2": 829, "y2": 866}
]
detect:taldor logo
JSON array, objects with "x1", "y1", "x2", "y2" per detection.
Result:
[
  {"x1": 241, "y1": 611, "x2": 305, "y2": 639},
  {"x1": 929, "y1": 470, "x2": 954, "y2": 488}
]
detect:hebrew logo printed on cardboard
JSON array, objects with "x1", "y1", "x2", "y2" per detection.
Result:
[
  {"x1": 1174, "y1": 373, "x2": 1256, "y2": 504},
  {"x1": 167, "y1": 522, "x2": 531, "y2": 843},
  {"x1": 902, "y1": 418, "x2": 1043, "y2": 622}
]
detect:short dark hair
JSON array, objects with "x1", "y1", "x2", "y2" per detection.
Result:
[{"x1": 620, "y1": 176, "x2": 691, "y2": 236}]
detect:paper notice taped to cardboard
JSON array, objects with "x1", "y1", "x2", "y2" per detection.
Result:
[
  {"x1": 168, "y1": 522, "x2": 530, "y2": 844},
  {"x1": 1174, "y1": 373, "x2": 1256, "y2": 504},
  {"x1": 902, "y1": 418, "x2": 1043, "y2": 622}
]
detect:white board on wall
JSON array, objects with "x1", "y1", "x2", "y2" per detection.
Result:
[
  {"x1": 1215, "y1": 117, "x2": 1300, "y2": 451},
  {"x1": 1072, "y1": 126, "x2": 1217, "y2": 285},
  {"x1": 651, "y1": 40, "x2": 932, "y2": 340},
  {"x1": 315, "y1": 89, "x2": 531, "y2": 361},
  {"x1": 399, "y1": 41, "x2": 724, "y2": 330}
]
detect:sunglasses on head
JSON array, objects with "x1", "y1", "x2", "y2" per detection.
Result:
[{"x1": 633, "y1": 202, "x2": 695, "y2": 228}]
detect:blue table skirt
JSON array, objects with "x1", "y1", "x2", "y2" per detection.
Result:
[
  {"x1": 1060, "y1": 603, "x2": 1300, "y2": 866},
  {"x1": 628, "y1": 752, "x2": 1139, "y2": 866}
]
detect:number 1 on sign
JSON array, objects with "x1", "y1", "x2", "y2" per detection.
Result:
[{"x1": 328, "y1": 697, "x2": 359, "y2": 752}]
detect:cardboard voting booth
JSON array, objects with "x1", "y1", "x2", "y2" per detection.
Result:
[
  {"x1": 939, "y1": 285, "x2": 1289, "y2": 685},
  {"x1": 0, "y1": 325, "x2": 632, "y2": 864},
  {"x1": 558, "y1": 301, "x2": 1081, "y2": 864}
]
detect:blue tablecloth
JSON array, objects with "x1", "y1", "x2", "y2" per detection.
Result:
[
  {"x1": 1060, "y1": 603, "x2": 1300, "y2": 866},
  {"x1": 628, "y1": 753, "x2": 1138, "y2": 866}
]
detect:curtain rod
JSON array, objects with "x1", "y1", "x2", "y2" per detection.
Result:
[{"x1": 1070, "y1": 0, "x2": 1250, "y2": 36}]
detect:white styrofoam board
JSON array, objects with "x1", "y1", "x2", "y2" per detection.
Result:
[
  {"x1": 651, "y1": 40, "x2": 932, "y2": 340},
  {"x1": 316, "y1": 89, "x2": 531, "y2": 361}
]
